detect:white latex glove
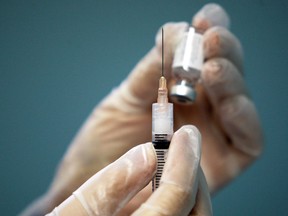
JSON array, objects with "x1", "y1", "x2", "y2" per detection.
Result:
[
  {"x1": 21, "y1": 3, "x2": 263, "y2": 216},
  {"x1": 46, "y1": 126, "x2": 212, "y2": 216}
]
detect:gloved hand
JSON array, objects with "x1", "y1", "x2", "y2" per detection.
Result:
[
  {"x1": 46, "y1": 126, "x2": 212, "y2": 216},
  {"x1": 21, "y1": 3, "x2": 263, "y2": 216}
]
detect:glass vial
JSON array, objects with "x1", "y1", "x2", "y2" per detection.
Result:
[{"x1": 170, "y1": 26, "x2": 203, "y2": 104}]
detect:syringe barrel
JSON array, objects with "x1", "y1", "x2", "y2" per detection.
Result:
[
  {"x1": 152, "y1": 102, "x2": 173, "y2": 191},
  {"x1": 152, "y1": 103, "x2": 173, "y2": 143}
]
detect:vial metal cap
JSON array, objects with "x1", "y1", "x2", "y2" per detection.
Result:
[{"x1": 170, "y1": 80, "x2": 196, "y2": 104}]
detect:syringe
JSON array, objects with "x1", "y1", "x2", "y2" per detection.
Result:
[{"x1": 152, "y1": 76, "x2": 173, "y2": 191}]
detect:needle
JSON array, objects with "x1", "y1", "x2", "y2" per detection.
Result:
[{"x1": 162, "y1": 27, "x2": 164, "y2": 77}]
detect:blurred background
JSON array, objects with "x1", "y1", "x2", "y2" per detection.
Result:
[{"x1": 1, "y1": 0, "x2": 287, "y2": 215}]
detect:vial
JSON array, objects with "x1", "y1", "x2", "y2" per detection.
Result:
[{"x1": 170, "y1": 26, "x2": 204, "y2": 104}]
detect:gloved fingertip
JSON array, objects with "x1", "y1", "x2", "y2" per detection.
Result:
[
  {"x1": 193, "y1": 3, "x2": 230, "y2": 30},
  {"x1": 140, "y1": 143, "x2": 157, "y2": 173},
  {"x1": 176, "y1": 125, "x2": 202, "y2": 155}
]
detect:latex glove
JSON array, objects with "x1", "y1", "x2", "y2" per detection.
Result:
[
  {"x1": 21, "y1": 3, "x2": 263, "y2": 216},
  {"x1": 46, "y1": 126, "x2": 212, "y2": 216}
]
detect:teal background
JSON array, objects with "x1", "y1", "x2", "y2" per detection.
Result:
[{"x1": 1, "y1": 0, "x2": 287, "y2": 215}]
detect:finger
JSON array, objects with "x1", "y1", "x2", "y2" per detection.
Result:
[
  {"x1": 47, "y1": 143, "x2": 157, "y2": 216},
  {"x1": 192, "y1": 3, "x2": 230, "y2": 32},
  {"x1": 132, "y1": 125, "x2": 202, "y2": 216},
  {"x1": 191, "y1": 4, "x2": 243, "y2": 71},
  {"x1": 203, "y1": 26, "x2": 243, "y2": 71},
  {"x1": 220, "y1": 95, "x2": 263, "y2": 157},
  {"x1": 202, "y1": 58, "x2": 263, "y2": 157},
  {"x1": 189, "y1": 168, "x2": 212, "y2": 216},
  {"x1": 202, "y1": 58, "x2": 246, "y2": 105}
]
